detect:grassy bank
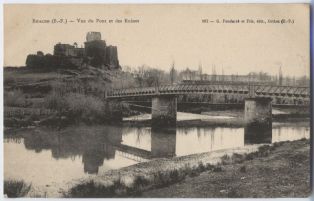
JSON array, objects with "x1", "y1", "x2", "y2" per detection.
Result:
[
  {"x1": 64, "y1": 139, "x2": 310, "y2": 198},
  {"x1": 141, "y1": 139, "x2": 310, "y2": 198}
]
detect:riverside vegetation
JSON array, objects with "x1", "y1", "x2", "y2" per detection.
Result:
[
  {"x1": 4, "y1": 180, "x2": 32, "y2": 198},
  {"x1": 3, "y1": 67, "x2": 136, "y2": 128},
  {"x1": 4, "y1": 66, "x2": 309, "y2": 129}
]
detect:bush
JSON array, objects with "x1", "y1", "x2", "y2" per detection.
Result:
[
  {"x1": 44, "y1": 91, "x2": 68, "y2": 112},
  {"x1": 257, "y1": 145, "x2": 271, "y2": 157},
  {"x1": 4, "y1": 180, "x2": 31, "y2": 198},
  {"x1": 213, "y1": 166, "x2": 223, "y2": 172},
  {"x1": 44, "y1": 91, "x2": 130, "y2": 125},
  {"x1": 227, "y1": 188, "x2": 243, "y2": 198},
  {"x1": 221, "y1": 154, "x2": 231, "y2": 165},
  {"x1": 4, "y1": 90, "x2": 28, "y2": 107},
  {"x1": 131, "y1": 176, "x2": 150, "y2": 195},
  {"x1": 197, "y1": 161, "x2": 206, "y2": 172},
  {"x1": 65, "y1": 93, "x2": 104, "y2": 123},
  {"x1": 239, "y1": 165, "x2": 246, "y2": 173},
  {"x1": 67, "y1": 180, "x2": 119, "y2": 198},
  {"x1": 133, "y1": 175, "x2": 150, "y2": 189},
  {"x1": 231, "y1": 153, "x2": 245, "y2": 163}
]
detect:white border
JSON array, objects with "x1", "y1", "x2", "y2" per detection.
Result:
[{"x1": 0, "y1": 1, "x2": 313, "y2": 201}]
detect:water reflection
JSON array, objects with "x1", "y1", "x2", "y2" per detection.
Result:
[
  {"x1": 244, "y1": 125, "x2": 272, "y2": 144},
  {"x1": 4, "y1": 123, "x2": 310, "y2": 187},
  {"x1": 175, "y1": 127, "x2": 245, "y2": 156},
  {"x1": 151, "y1": 128, "x2": 176, "y2": 157}
]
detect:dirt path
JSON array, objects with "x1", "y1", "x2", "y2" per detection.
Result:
[{"x1": 140, "y1": 139, "x2": 311, "y2": 198}]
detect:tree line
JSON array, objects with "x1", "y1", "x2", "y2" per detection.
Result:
[{"x1": 110, "y1": 64, "x2": 310, "y2": 89}]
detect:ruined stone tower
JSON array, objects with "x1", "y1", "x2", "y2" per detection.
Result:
[
  {"x1": 84, "y1": 32, "x2": 120, "y2": 69},
  {"x1": 86, "y1": 32, "x2": 102, "y2": 42}
]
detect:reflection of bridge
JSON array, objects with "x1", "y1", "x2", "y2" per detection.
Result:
[
  {"x1": 106, "y1": 83, "x2": 310, "y2": 127},
  {"x1": 107, "y1": 84, "x2": 310, "y2": 99},
  {"x1": 113, "y1": 143, "x2": 152, "y2": 160}
]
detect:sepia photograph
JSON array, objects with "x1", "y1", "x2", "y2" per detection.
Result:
[{"x1": 2, "y1": 3, "x2": 312, "y2": 198}]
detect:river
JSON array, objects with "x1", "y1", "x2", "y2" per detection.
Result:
[{"x1": 4, "y1": 113, "x2": 310, "y2": 191}]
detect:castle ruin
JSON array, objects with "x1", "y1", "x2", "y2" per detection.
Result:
[{"x1": 26, "y1": 32, "x2": 120, "y2": 70}]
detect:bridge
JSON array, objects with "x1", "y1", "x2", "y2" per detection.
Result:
[
  {"x1": 107, "y1": 83, "x2": 310, "y2": 99},
  {"x1": 106, "y1": 83, "x2": 310, "y2": 127}
]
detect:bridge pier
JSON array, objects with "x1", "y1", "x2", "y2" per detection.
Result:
[
  {"x1": 152, "y1": 95, "x2": 177, "y2": 127},
  {"x1": 244, "y1": 97, "x2": 272, "y2": 128}
]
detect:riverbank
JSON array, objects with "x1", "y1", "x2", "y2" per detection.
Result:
[
  {"x1": 123, "y1": 111, "x2": 310, "y2": 128},
  {"x1": 25, "y1": 144, "x2": 259, "y2": 197},
  {"x1": 60, "y1": 139, "x2": 310, "y2": 198},
  {"x1": 140, "y1": 139, "x2": 311, "y2": 198}
]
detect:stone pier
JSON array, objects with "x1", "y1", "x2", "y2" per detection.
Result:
[
  {"x1": 244, "y1": 97, "x2": 272, "y2": 127},
  {"x1": 244, "y1": 97, "x2": 272, "y2": 142},
  {"x1": 151, "y1": 95, "x2": 177, "y2": 127}
]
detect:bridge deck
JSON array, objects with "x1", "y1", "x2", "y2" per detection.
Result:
[{"x1": 107, "y1": 84, "x2": 310, "y2": 100}]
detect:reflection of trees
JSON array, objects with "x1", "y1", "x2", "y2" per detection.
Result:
[
  {"x1": 122, "y1": 127, "x2": 151, "y2": 146},
  {"x1": 4, "y1": 136, "x2": 23, "y2": 144},
  {"x1": 135, "y1": 128, "x2": 147, "y2": 145},
  {"x1": 20, "y1": 126, "x2": 123, "y2": 174}
]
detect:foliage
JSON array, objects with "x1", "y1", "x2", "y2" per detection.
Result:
[
  {"x1": 4, "y1": 180, "x2": 32, "y2": 198},
  {"x1": 4, "y1": 90, "x2": 28, "y2": 107},
  {"x1": 44, "y1": 90, "x2": 129, "y2": 124}
]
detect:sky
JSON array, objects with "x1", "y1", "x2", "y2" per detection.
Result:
[{"x1": 4, "y1": 4, "x2": 310, "y2": 76}]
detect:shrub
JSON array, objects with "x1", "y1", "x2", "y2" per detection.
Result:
[
  {"x1": 4, "y1": 90, "x2": 28, "y2": 107},
  {"x1": 133, "y1": 175, "x2": 150, "y2": 189},
  {"x1": 239, "y1": 165, "x2": 246, "y2": 173},
  {"x1": 231, "y1": 153, "x2": 245, "y2": 163},
  {"x1": 221, "y1": 154, "x2": 232, "y2": 165},
  {"x1": 227, "y1": 188, "x2": 243, "y2": 198},
  {"x1": 44, "y1": 91, "x2": 68, "y2": 112},
  {"x1": 67, "y1": 180, "x2": 118, "y2": 198},
  {"x1": 44, "y1": 91, "x2": 129, "y2": 125},
  {"x1": 213, "y1": 166, "x2": 223, "y2": 172},
  {"x1": 4, "y1": 180, "x2": 31, "y2": 198},
  {"x1": 197, "y1": 161, "x2": 206, "y2": 172},
  {"x1": 65, "y1": 93, "x2": 104, "y2": 123},
  {"x1": 205, "y1": 163, "x2": 215, "y2": 170},
  {"x1": 257, "y1": 145, "x2": 271, "y2": 157},
  {"x1": 245, "y1": 152, "x2": 257, "y2": 160}
]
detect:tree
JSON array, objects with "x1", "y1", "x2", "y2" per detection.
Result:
[
  {"x1": 170, "y1": 61, "x2": 177, "y2": 84},
  {"x1": 212, "y1": 65, "x2": 217, "y2": 81},
  {"x1": 278, "y1": 66, "x2": 283, "y2": 85},
  {"x1": 198, "y1": 62, "x2": 203, "y2": 80}
]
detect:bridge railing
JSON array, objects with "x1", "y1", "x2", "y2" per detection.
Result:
[{"x1": 106, "y1": 83, "x2": 310, "y2": 99}]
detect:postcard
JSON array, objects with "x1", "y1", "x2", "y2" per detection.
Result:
[{"x1": 3, "y1": 4, "x2": 311, "y2": 198}]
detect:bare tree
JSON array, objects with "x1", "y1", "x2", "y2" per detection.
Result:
[
  {"x1": 170, "y1": 61, "x2": 177, "y2": 85},
  {"x1": 198, "y1": 62, "x2": 203, "y2": 80}
]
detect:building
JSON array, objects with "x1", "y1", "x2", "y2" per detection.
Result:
[{"x1": 26, "y1": 32, "x2": 120, "y2": 70}]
